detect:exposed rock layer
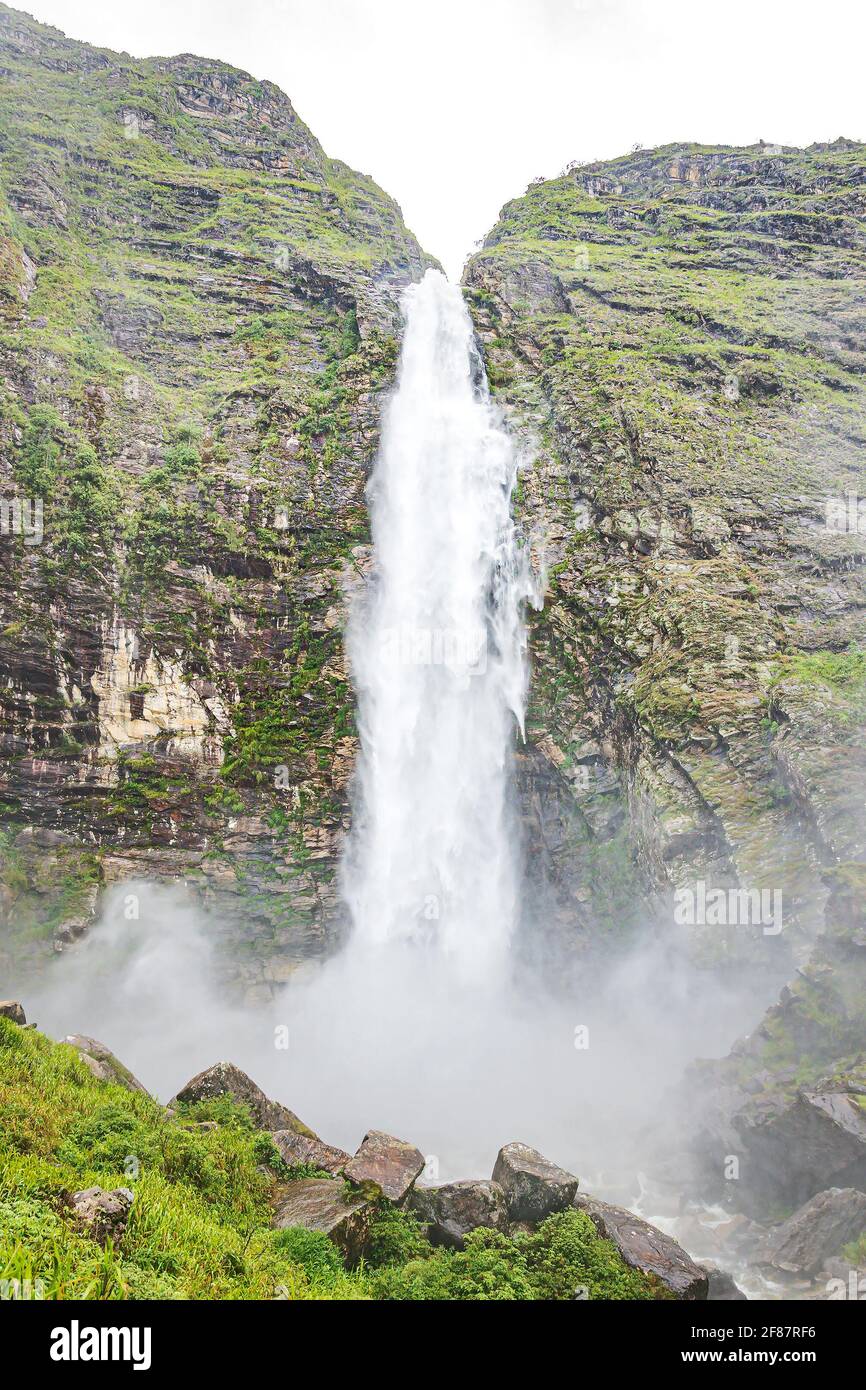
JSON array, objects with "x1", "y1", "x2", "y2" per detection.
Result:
[{"x1": 0, "y1": 4, "x2": 432, "y2": 994}]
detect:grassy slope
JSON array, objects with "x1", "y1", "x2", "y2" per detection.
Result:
[{"x1": 0, "y1": 1017, "x2": 665, "y2": 1301}]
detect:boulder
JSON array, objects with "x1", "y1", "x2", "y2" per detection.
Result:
[
  {"x1": 169, "y1": 1062, "x2": 314, "y2": 1136},
  {"x1": 574, "y1": 1194, "x2": 708, "y2": 1299},
  {"x1": 63, "y1": 1035, "x2": 149, "y2": 1095},
  {"x1": 408, "y1": 1180, "x2": 509, "y2": 1248},
  {"x1": 343, "y1": 1130, "x2": 425, "y2": 1203},
  {"x1": 757, "y1": 1187, "x2": 866, "y2": 1277},
  {"x1": 271, "y1": 1129, "x2": 350, "y2": 1176},
  {"x1": 691, "y1": 1067, "x2": 866, "y2": 1217},
  {"x1": 71, "y1": 1186, "x2": 134, "y2": 1245},
  {"x1": 746, "y1": 1084, "x2": 866, "y2": 1210},
  {"x1": 492, "y1": 1142, "x2": 579, "y2": 1223},
  {"x1": 702, "y1": 1264, "x2": 748, "y2": 1300},
  {"x1": 820, "y1": 1256, "x2": 866, "y2": 1298},
  {"x1": 273, "y1": 1178, "x2": 371, "y2": 1263},
  {"x1": 0, "y1": 1001, "x2": 26, "y2": 1025}
]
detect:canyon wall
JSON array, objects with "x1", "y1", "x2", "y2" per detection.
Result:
[
  {"x1": 0, "y1": 4, "x2": 432, "y2": 994},
  {"x1": 464, "y1": 143, "x2": 866, "y2": 1205}
]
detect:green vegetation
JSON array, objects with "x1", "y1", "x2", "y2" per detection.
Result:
[
  {"x1": 0, "y1": 1019, "x2": 665, "y2": 1301},
  {"x1": 774, "y1": 645, "x2": 866, "y2": 699},
  {"x1": 371, "y1": 1211, "x2": 665, "y2": 1301},
  {"x1": 0, "y1": 1017, "x2": 367, "y2": 1299},
  {"x1": 15, "y1": 404, "x2": 62, "y2": 496},
  {"x1": 0, "y1": 2, "x2": 431, "y2": 965}
]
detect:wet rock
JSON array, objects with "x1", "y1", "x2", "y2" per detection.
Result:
[
  {"x1": 93, "y1": 289, "x2": 163, "y2": 353},
  {"x1": 702, "y1": 1264, "x2": 748, "y2": 1300},
  {"x1": 169, "y1": 1062, "x2": 314, "y2": 1136},
  {"x1": 820, "y1": 1255, "x2": 866, "y2": 1298},
  {"x1": 408, "y1": 1180, "x2": 509, "y2": 1248},
  {"x1": 71, "y1": 1186, "x2": 134, "y2": 1245},
  {"x1": 689, "y1": 1057, "x2": 866, "y2": 1218},
  {"x1": 490, "y1": 258, "x2": 571, "y2": 316},
  {"x1": 343, "y1": 1130, "x2": 425, "y2": 1203},
  {"x1": 63, "y1": 1035, "x2": 149, "y2": 1094},
  {"x1": 13, "y1": 826, "x2": 72, "y2": 849},
  {"x1": 273, "y1": 1178, "x2": 371, "y2": 1263},
  {"x1": 757, "y1": 1188, "x2": 866, "y2": 1277},
  {"x1": 574, "y1": 1194, "x2": 708, "y2": 1299},
  {"x1": 0, "y1": 1001, "x2": 26, "y2": 1025},
  {"x1": 271, "y1": 1129, "x2": 350, "y2": 1177},
  {"x1": 52, "y1": 884, "x2": 100, "y2": 951},
  {"x1": 739, "y1": 1082, "x2": 866, "y2": 1215},
  {"x1": 492, "y1": 1142, "x2": 579, "y2": 1223},
  {"x1": 712, "y1": 1212, "x2": 768, "y2": 1255}
]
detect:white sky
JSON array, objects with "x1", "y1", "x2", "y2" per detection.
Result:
[{"x1": 22, "y1": 0, "x2": 866, "y2": 278}]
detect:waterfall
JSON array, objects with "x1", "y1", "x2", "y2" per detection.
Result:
[
  {"x1": 341, "y1": 269, "x2": 532, "y2": 981},
  {"x1": 23, "y1": 273, "x2": 780, "y2": 1180}
]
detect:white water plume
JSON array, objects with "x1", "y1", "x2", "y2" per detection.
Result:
[{"x1": 342, "y1": 268, "x2": 534, "y2": 980}]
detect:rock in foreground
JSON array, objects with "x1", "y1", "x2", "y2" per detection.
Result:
[
  {"x1": 575, "y1": 1194, "x2": 708, "y2": 1299},
  {"x1": 170, "y1": 1062, "x2": 314, "y2": 1135},
  {"x1": 492, "y1": 1142, "x2": 579, "y2": 1223},
  {"x1": 409, "y1": 1180, "x2": 509, "y2": 1248},
  {"x1": 343, "y1": 1130, "x2": 425, "y2": 1202},
  {"x1": 71, "y1": 1186, "x2": 135, "y2": 1246},
  {"x1": 63, "y1": 1035, "x2": 149, "y2": 1094},
  {"x1": 273, "y1": 1178, "x2": 371, "y2": 1263},
  {"x1": 702, "y1": 1264, "x2": 747, "y2": 1300},
  {"x1": 271, "y1": 1129, "x2": 350, "y2": 1176},
  {"x1": 0, "y1": 1001, "x2": 26, "y2": 1025}
]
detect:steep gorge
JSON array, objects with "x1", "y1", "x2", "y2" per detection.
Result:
[{"x1": 1, "y1": 5, "x2": 866, "y2": 1250}]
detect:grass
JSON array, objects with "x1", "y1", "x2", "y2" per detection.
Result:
[
  {"x1": 0, "y1": 1017, "x2": 368, "y2": 1299},
  {"x1": 0, "y1": 1017, "x2": 669, "y2": 1301},
  {"x1": 770, "y1": 645, "x2": 866, "y2": 724}
]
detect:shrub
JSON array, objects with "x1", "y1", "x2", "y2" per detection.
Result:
[
  {"x1": 363, "y1": 1203, "x2": 429, "y2": 1268},
  {"x1": 372, "y1": 1228, "x2": 535, "y2": 1301},
  {"x1": 519, "y1": 1209, "x2": 665, "y2": 1300},
  {"x1": 16, "y1": 405, "x2": 62, "y2": 495},
  {"x1": 271, "y1": 1227, "x2": 343, "y2": 1281}
]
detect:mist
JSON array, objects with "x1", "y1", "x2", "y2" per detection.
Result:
[{"x1": 20, "y1": 876, "x2": 788, "y2": 1197}]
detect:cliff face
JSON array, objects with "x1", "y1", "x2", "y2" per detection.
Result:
[
  {"x1": 1, "y1": 0, "x2": 864, "y2": 1050},
  {"x1": 465, "y1": 141, "x2": 866, "y2": 965},
  {"x1": 0, "y1": 5, "x2": 432, "y2": 992},
  {"x1": 464, "y1": 144, "x2": 866, "y2": 1205}
]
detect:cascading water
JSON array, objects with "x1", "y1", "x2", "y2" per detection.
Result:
[{"x1": 342, "y1": 269, "x2": 533, "y2": 981}]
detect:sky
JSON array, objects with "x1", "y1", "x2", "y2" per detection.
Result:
[{"x1": 22, "y1": 0, "x2": 866, "y2": 278}]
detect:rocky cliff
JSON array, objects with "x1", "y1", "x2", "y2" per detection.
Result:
[
  {"x1": 464, "y1": 143, "x2": 866, "y2": 1214},
  {"x1": 0, "y1": 4, "x2": 432, "y2": 994},
  {"x1": 466, "y1": 140, "x2": 866, "y2": 964},
  {"x1": 1, "y1": 5, "x2": 865, "y2": 1233}
]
